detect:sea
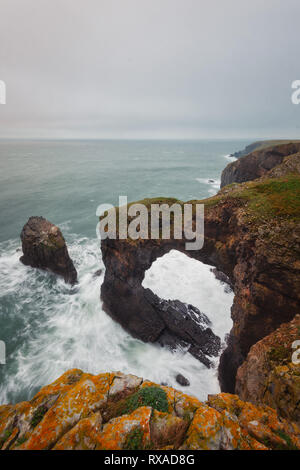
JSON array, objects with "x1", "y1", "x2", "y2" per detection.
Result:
[{"x1": 0, "y1": 139, "x2": 249, "y2": 404}]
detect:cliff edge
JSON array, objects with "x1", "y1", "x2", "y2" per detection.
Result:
[{"x1": 1, "y1": 369, "x2": 299, "y2": 450}]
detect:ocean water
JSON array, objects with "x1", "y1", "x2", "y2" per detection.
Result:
[{"x1": 0, "y1": 139, "x2": 248, "y2": 404}]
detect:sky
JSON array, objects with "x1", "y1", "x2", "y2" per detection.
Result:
[{"x1": 0, "y1": 0, "x2": 300, "y2": 140}]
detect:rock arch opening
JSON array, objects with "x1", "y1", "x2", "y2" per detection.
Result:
[{"x1": 142, "y1": 249, "x2": 233, "y2": 345}]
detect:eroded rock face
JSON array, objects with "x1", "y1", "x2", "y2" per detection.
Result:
[
  {"x1": 221, "y1": 142, "x2": 300, "y2": 188},
  {"x1": 236, "y1": 315, "x2": 300, "y2": 424},
  {"x1": 101, "y1": 151, "x2": 300, "y2": 392},
  {"x1": 0, "y1": 369, "x2": 299, "y2": 450},
  {"x1": 20, "y1": 216, "x2": 77, "y2": 285}
]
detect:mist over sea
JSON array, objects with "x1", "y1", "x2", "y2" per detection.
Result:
[{"x1": 0, "y1": 139, "x2": 248, "y2": 404}]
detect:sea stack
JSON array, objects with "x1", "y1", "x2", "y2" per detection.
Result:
[{"x1": 20, "y1": 216, "x2": 77, "y2": 285}]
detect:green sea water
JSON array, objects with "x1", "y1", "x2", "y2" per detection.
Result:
[{"x1": 0, "y1": 139, "x2": 248, "y2": 404}]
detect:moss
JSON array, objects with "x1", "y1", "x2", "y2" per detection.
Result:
[
  {"x1": 273, "y1": 429, "x2": 299, "y2": 450},
  {"x1": 268, "y1": 346, "x2": 290, "y2": 366},
  {"x1": 123, "y1": 427, "x2": 145, "y2": 450},
  {"x1": 124, "y1": 386, "x2": 168, "y2": 414},
  {"x1": 0, "y1": 429, "x2": 12, "y2": 448},
  {"x1": 30, "y1": 405, "x2": 48, "y2": 428},
  {"x1": 106, "y1": 386, "x2": 169, "y2": 420},
  {"x1": 16, "y1": 436, "x2": 27, "y2": 446}
]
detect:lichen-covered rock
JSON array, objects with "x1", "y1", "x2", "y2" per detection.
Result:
[
  {"x1": 20, "y1": 216, "x2": 77, "y2": 284},
  {"x1": 0, "y1": 369, "x2": 299, "y2": 451},
  {"x1": 236, "y1": 315, "x2": 300, "y2": 424},
  {"x1": 207, "y1": 393, "x2": 300, "y2": 450},
  {"x1": 53, "y1": 412, "x2": 102, "y2": 450}
]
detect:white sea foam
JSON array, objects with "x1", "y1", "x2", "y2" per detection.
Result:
[
  {"x1": 196, "y1": 177, "x2": 221, "y2": 196},
  {"x1": 224, "y1": 154, "x2": 237, "y2": 162},
  {"x1": 0, "y1": 235, "x2": 233, "y2": 405}
]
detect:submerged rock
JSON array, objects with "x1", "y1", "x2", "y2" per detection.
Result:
[
  {"x1": 0, "y1": 369, "x2": 299, "y2": 450},
  {"x1": 20, "y1": 216, "x2": 77, "y2": 285},
  {"x1": 176, "y1": 374, "x2": 190, "y2": 387}
]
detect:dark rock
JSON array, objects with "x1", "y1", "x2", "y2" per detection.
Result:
[
  {"x1": 227, "y1": 141, "x2": 271, "y2": 160},
  {"x1": 176, "y1": 374, "x2": 190, "y2": 386},
  {"x1": 208, "y1": 179, "x2": 215, "y2": 183},
  {"x1": 221, "y1": 142, "x2": 300, "y2": 188},
  {"x1": 20, "y1": 216, "x2": 77, "y2": 285},
  {"x1": 93, "y1": 269, "x2": 103, "y2": 278},
  {"x1": 144, "y1": 289, "x2": 220, "y2": 367},
  {"x1": 211, "y1": 267, "x2": 233, "y2": 290}
]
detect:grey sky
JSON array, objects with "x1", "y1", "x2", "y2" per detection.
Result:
[{"x1": 0, "y1": 0, "x2": 300, "y2": 139}]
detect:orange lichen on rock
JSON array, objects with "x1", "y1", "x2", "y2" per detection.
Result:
[
  {"x1": 96, "y1": 406, "x2": 152, "y2": 450},
  {"x1": 17, "y1": 371, "x2": 116, "y2": 450},
  {"x1": 207, "y1": 393, "x2": 300, "y2": 450},
  {"x1": 236, "y1": 315, "x2": 300, "y2": 424},
  {"x1": 53, "y1": 412, "x2": 102, "y2": 450},
  {"x1": 0, "y1": 370, "x2": 299, "y2": 451}
]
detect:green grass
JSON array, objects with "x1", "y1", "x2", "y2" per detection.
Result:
[
  {"x1": 104, "y1": 386, "x2": 169, "y2": 421},
  {"x1": 226, "y1": 176, "x2": 300, "y2": 221},
  {"x1": 0, "y1": 429, "x2": 12, "y2": 448},
  {"x1": 273, "y1": 429, "x2": 299, "y2": 450},
  {"x1": 15, "y1": 436, "x2": 27, "y2": 447},
  {"x1": 123, "y1": 427, "x2": 145, "y2": 450},
  {"x1": 121, "y1": 386, "x2": 169, "y2": 415},
  {"x1": 268, "y1": 346, "x2": 290, "y2": 365},
  {"x1": 30, "y1": 405, "x2": 48, "y2": 428}
]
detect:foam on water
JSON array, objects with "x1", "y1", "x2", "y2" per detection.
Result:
[
  {"x1": 224, "y1": 154, "x2": 237, "y2": 162},
  {"x1": 196, "y1": 177, "x2": 221, "y2": 196},
  {"x1": 0, "y1": 231, "x2": 233, "y2": 405}
]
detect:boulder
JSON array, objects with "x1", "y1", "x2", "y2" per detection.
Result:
[
  {"x1": 175, "y1": 374, "x2": 190, "y2": 387},
  {"x1": 20, "y1": 216, "x2": 77, "y2": 285}
]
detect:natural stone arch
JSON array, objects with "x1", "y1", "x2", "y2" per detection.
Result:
[{"x1": 100, "y1": 192, "x2": 300, "y2": 392}]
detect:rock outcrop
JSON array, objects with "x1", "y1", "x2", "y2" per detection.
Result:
[
  {"x1": 101, "y1": 152, "x2": 300, "y2": 393},
  {"x1": 221, "y1": 142, "x2": 300, "y2": 188},
  {"x1": 0, "y1": 369, "x2": 299, "y2": 450},
  {"x1": 227, "y1": 140, "x2": 298, "y2": 160},
  {"x1": 20, "y1": 216, "x2": 77, "y2": 285},
  {"x1": 236, "y1": 315, "x2": 300, "y2": 424}
]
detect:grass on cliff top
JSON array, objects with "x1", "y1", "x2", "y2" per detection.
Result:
[
  {"x1": 228, "y1": 175, "x2": 300, "y2": 221},
  {"x1": 99, "y1": 175, "x2": 300, "y2": 242},
  {"x1": 244, "y1": 140, "x2": 300, "y2": 154},
  {"x1": 103, "y1": 386, "x2": 169, "y2": 422}
]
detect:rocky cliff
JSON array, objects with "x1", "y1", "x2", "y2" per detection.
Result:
[
  {"x1": 1, "y1": 369, "x2": 299, "y2": 450},
  {"x1": 236, "y1": 315, "x2": 300, "y2": 424},
  {"x1": 221, "y1": 141, "x2": 300, "y2": 188},
  {"x1": 20, "y1": 216, "x2": 77, "y2": 285},
  {"x1": 101, "y1": 151, "x2": 300, "y2": 395},
  {"x1": 228, "y1": 140, "x2": 300, "y2": 160}
]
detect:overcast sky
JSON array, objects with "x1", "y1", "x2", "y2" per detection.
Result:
[{"x1": 0, "y1": 0, "x2": 300, "y2": 139}]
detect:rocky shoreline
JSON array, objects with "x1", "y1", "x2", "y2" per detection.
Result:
[
  {"x1": 0, "y1": 369, "x2": 299, "y2": 450},
  {"x1": 11, "y1": 140, "x2": 300, "y2": 450}
]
